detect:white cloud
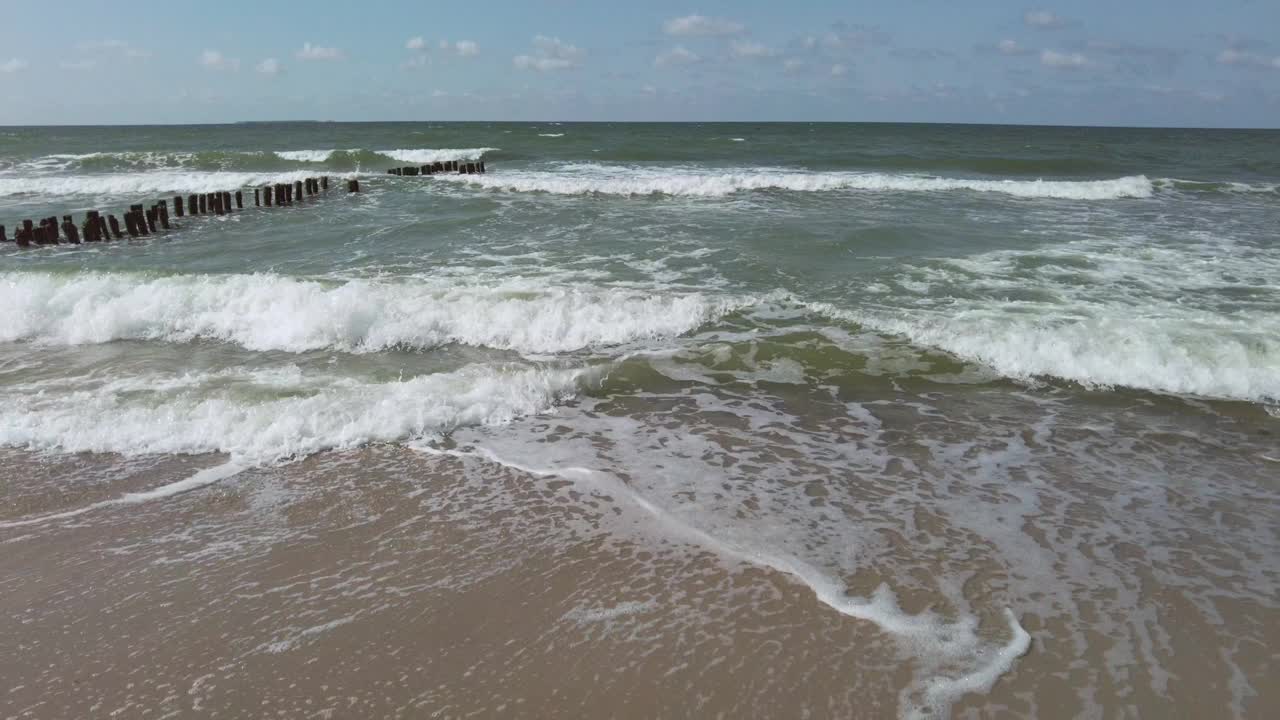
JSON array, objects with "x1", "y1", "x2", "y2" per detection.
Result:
[
  {"x1": 454, "y1": 40, "x2": 479, "y2": 57},
  {"x1": 432, "y1": 89, "x2": 448, "y2": 98},
  {"x1": 831, "y1": 63, "x2": 848, "y2": 77},
  {"x1": 1040, "y1": 49, "x2": 1088, "y2": 68},
  {"x1": 406, "y1": 36, "x2": 426, "y2": 51},
  {"x1": 297, "y1": 43, "x2": 343, "y2": 61},
  {"x1": 997, "y1": 39, "x2": 1031, "y2": 56},
  {"x1": 655, "y1": 46, "x2": 701, "y2": 67},
  {"x1": 61, "y1": 59, "x2": 96, "y2": 71},
  {"x1": 402, "y1": 54, "x2": 430, "y2": 70},
  {"x1": 783, "y1": 58, "x2": 805, "y2": 73},
  {"x1": 199, "y1": 50, "x2": 239, "y2": 71},
  {"x1": 731, "y1": 40, "x2": 776, "y2": 59},
  {"x1": 256, "y1": 58, "x2": 280, "y2": 75},
  {"x1": 664, "y1": 14, "x2": 744, "y2": 37},
  {"x1": 1024, "y1": 10, "x2": 1065, "y2": 29},
  {"x1": 1, "y1": 58, "x2": 29, "y2": 73},
  {"x1": 1217, "y1": 48, "x2": 1280, "y2": 69},
  {"x1": 514, "y1": 35, "x2": 582, "y2": 72}
]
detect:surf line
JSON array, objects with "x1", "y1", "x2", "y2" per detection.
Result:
[
  {"x1": 413, "y1": 442, "x2": 1032, "y2": 719},
  {"x1": 0, "y1": 461, "x2": 245, "y2": 529}
]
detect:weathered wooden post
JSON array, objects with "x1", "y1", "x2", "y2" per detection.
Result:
[
  {"x1": 294, "y1": 180, "x2": 303, "y2": 201},
  {"x1": 107, "y1": 215, "x2": 122, "y2": 239},
  {"x1": 264, "y1": 186, "x2": 273, "y2": 206},
  {"x1": 96, "y1": 214, "x2": 109, "y2": 241},
  {"x1": 175, "y1": 196, "x2": 185, "y2": 217},
  {"x1": 62, "y1": 215, "x2": 80, "y2": 244},
  {"x1": 0, "y1": 225, "x2": 6, "y2": 242},
  {"x1": 213, "y1": 192, "x2": 224, "y2": 215},
  {"x1": 223, "y1": 191, "x2": 233, "y2": 212},
  {"x1": 235, "y1": 190, "x2": 243, "y2": 209},
  {"x1": 145, "y1": 207, "x2": 158, "y2": 234},
  {"x1": 130, "y1": 205, "x2": 150, "y2": 236},
  {"x1": 321, "y1": 176, "x2": 329, "y2": 190},
  {"x1": 124, "y1": 212, "x2": 139, "y2": 238},
  {"x1": 254, "y1": 188, "x2": 261, "y2": 206},
  {"x1": 84, "y1": 212, "x2": 99, "y2": 242},
  {"x1": 479, "y1": 160, "x2": 486, "y2": 173},
  {"x1": 347, "y1": 178, "x2": 360, "y2": 192},
  {"x1": 14, "y1": 223, "x2": 30, "y2": 247},
  {"x1": 158, "y1": 202, "x2": 171, "y2": 230},
  {"x1": 197, "y1": 194, "x2": 207, "y2": 214}
]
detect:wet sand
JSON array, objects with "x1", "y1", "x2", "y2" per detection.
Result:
[{"x1": 2, "y1": 437, "x2": 1277, "y2": 719}]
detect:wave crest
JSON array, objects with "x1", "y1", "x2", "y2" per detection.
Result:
[{"x1": 0, "y1": 272, "x2": 743, "y2": 354}]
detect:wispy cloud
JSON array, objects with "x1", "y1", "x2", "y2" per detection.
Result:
[
  {"x1": 297, "y1": 43, "x2": 343, "y2": 61},
  {"x1": 731, "y1": 40, "x2": 777, "y2": 59},
  {"x1": 997, "y1": 39, "x2": 1033, "y2": 56},
  {"x1": 514, "y1": 35, "x2": 582, "y2": 72},
  {"x1": 655, "y1": 46, "x2": 701, "y2": 68},
  {"x1": 664, "y1": 15, "x2": 744, "y2": 37},
  {"x1": 256, "y1": 58, "x2": 280, "y2": 75},
  {"x1": 60, "y1": 59, "x2": 96, "y2": 71},
  {"x1": 1, "y1": 58, "x2": 28, "y2": 73},
  {"x1": 831, "y1": 63, "x2": 848, "y2": 77},
  {"x1": 199, "y1": 50, "x2": 239, "y2": 71},
  {"x1": 1025, "y1": 10, "x2": 1066, "y2": 29},
  {"x1": 1041, "y1": 49, "x2": 1089, "y2": 68},
  {"x1": 1217, "y1": 48, "x2": 1280, "y2": 69},
  {"x1": 406, "y1": 37, "x2": 426, "y2": 51}
]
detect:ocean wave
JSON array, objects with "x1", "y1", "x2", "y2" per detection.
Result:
[
  {"x1": 437, "y1": 164, "x2": 1155, "y2": 199},
  {"x1": 0, "y1": 271, "x2": 745, "y2": 354},
  {"x1": 809, "y1": 302, "x2": 1280, "y2": 404},
  {"x1": 1154, "y1": 177, "x2": 1279, "y2": 194},
  {"x1": 4, "y1": 148, "x2": 498, "y2": 175},
  {"x1": 0, "y1": 170, "x2": 342, "y2": 197},
  {"x1": 275, "y1": 149, "x2": 337, "y2": 162},
  {"x1": 0, "y1": 363, "x2": 588, "y2": 463},
  {"x1": 378, "y1": 148, "x2": 499, "y2": 164}
]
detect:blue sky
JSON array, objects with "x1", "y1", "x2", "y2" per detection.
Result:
[{"x1": 0, "y1": 0, "x2": 1276, "y2": 127}]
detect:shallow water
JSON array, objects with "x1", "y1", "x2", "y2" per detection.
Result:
[{"x1": 1, "y1": 122, "x2": 1278, "y2": 718}]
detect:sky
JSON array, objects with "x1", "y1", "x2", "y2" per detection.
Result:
[{"x1": 0, "y1": 0, "x2": 1277, "y2": 127}]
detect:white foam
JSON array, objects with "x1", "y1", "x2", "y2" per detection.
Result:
[
  {"x1": 0, "y1": 363, "x2": 589, "y2": 464},
  {"x1": 0, "y1": 461, "x2": 244, "y2": 528},
  {"x1": 0, "y1": 170, "x2": 345, "y2": 198},
  {"x1": 422, "y1": 439, "x2": 1030, "y2": 720},
  {"x1": 377, "y1": 148, "x2": 498, "y2": 164},
  {"x1": 275, "y1": 149, "x2": 335, "y2": 162},
  {"x1": 0, "y1": 271, "x2": 747, "y2": 355},
  {"x1": 538, "y1": 133, "x2": 565, "y2": 138},
  {"x1": 435, "y1": 163, "x2": 1155, "y2": 199}
]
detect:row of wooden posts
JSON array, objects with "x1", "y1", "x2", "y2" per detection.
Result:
[
  {"x1": 1, "y1": 175, "x2": 362, "y2": 248},
  {"x1": 388, "y1": 160, "x2": 486, "y2": 176}
]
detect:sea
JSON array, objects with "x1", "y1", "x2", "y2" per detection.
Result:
[{"x1": 1, "y1": 122, "x2": 1277, "y2": 719}]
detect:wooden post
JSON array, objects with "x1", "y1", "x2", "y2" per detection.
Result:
[
  {"x1": 175, "y1": 196, "x2": 185, "y2": 217},
  {"x1": 347, "y1": 178, "x2": 360, "y2": 193},
  {"x1": 235, "y1": 190, "x2": 243, "y2": 209},
  {"x1": 294, "y1": 180, "x2": 303, "y2": 201},
  {"x1": 223, "y1": 191, "x2": 233, "y2": 212},
  {"x1": 108, "y1": 215, "x2": 122, "y2": 239},
  {"x1": 14, "y1": 223, "x2": 30, "y2": 247},
  {"x1": 321, "y1": 176, "x2": 329, "y2": 190},
  {"x1": 131, "y1": 205, "x2": 149, "y2": 236},
  {"x1": 198, "y1": 194, "x2": 207, "y2": 214},
  {"x1": 62, "y1": 215, "x2": 80, "y2": 244},
  {"x1": 83, "y1": 211, "x2": 99, "y2": 242},
  {"x1": 479, "y1": 160, "x2": 486, "y2": 173},
  {"x1": 144, "y1": 207, "x2": 158, "y2": 234},
  {"x1": 254, "y1": 188, "x2": 261, "y2": 206},
  {"x1": 0, "y1": 225, "x2": 5, "y2": 242},
  {"x1": 213, "y1": 193, "x2": 224, "y2": 215},
  {"x1": 124, "y1": 212, "x2": 139, "y2": 238},
  {"x1": 264, "y1": 186, "x2": 273, "y2": 206},
  {"x1": 158, "y1": 202, "x2": 171, "y2": 230}
]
